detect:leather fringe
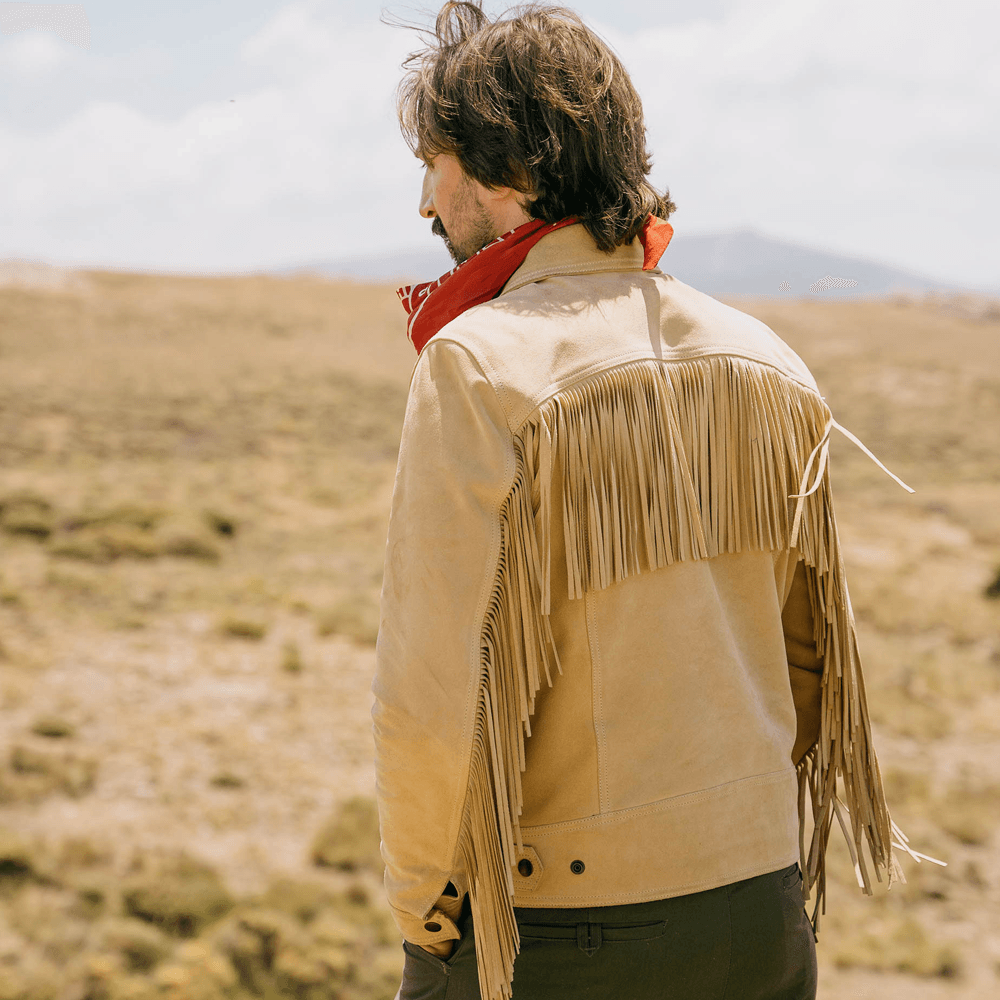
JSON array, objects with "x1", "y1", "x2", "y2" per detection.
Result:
[{"x1": 459, "y1": 355, "x2": 899, "y2": 1000}]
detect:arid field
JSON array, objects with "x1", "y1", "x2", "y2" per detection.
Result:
[{"x1": 0, "y1": 265, "x2": 998, "y2": 1000}]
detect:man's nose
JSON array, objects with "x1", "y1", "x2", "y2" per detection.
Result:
[{"x1": 419, "y1": 172, "x2": 436, "y2": 219}]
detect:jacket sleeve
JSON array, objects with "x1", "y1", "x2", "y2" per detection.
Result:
[
  {"x1": 781, "y1": 557, "x2": 823, "y2": 766},
  {"x1": 372, "y1": 337, "x2": 513, "y2": 948}
]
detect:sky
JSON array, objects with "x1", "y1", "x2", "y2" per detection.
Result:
[{"x1": 0, "y1": 0, "x2": 996, "y2": 288}]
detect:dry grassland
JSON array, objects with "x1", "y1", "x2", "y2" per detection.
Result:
[{"x1": 0, "y1": 269, "x2": 998, "y2": 1000}]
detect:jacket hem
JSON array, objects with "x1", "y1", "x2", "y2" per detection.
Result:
[
  {"x1": 511, "y1": 767, "x2": 800, "y2": 908},
  {"x1": 511, "y1": 853, "x2": 802, "y2": 907}
]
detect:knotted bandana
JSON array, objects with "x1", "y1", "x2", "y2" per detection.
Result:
[{"x1": 398, "y1": 215, "x2": 674, "y2": 354}]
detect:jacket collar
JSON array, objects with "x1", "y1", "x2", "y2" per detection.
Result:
[{"x1": 501, "y1": 223, "x2": 646, "y2": 296}]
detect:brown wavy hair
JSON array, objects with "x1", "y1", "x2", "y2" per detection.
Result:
[{"x1": 395, "y1": 2, "x2": 676, "y2": 253}]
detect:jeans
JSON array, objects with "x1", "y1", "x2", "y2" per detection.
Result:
[{"x1": 397, "y1": 863, "x2": 817, "y2": 1000}]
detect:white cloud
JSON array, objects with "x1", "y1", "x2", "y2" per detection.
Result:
[
  {"x1": 0, "y1": 0, "x2": 996, "y2": 286},
  {"x1": 0, "y1": 1, "x2": 429, "y2": 270},
  {"x1": 1, "y1": 29, "x2": 70, "y2": 75},
  {"x1": 593, "y1": 0, "x2": 999, "y2": 284}
]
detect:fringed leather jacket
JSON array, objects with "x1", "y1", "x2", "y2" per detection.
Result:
[{"x1": 372, "y1": 225, "x2": 902, "y2": 1000}]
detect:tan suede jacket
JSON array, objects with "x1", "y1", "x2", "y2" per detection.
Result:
[{"x1": 373, "y1": 226, "x2": 898, "y2": 1000}]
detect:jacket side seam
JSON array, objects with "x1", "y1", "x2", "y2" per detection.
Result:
[
  {"x1": 585, "y1": 591, "x2": 610, "y2": 814},
  {"x1": 425, "y1": 343, "x2": 561, "y2": 1000},
  {"x1": 421, "y1": 341, "x2": 518, "y2": 886}
]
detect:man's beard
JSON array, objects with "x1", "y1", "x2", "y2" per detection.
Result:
[
  {"x1": 431, "y1": 217, "x2": 461, "y2": 264},
  {"x1": 431, "y1": 194, "x2": 498, "y2": 265}
]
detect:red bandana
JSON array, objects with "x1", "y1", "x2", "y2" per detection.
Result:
[{"x1": 398, "y1": 215, "x2": 674, "y2": 354}]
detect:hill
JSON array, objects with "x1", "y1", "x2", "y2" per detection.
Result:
[{"x1": 285, "y1": 228, "x2": 993, "y2": 301}]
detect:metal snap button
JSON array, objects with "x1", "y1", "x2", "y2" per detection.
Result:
[
  {"x1": 424, "y1": 921, "x2": 442, "y2": 932},
  {"x1": 570, "y1": 860, "x2": 585, "y2": 874},
  {"x1": 518, "y1": 859, "x2": 534, "y2": 877}
]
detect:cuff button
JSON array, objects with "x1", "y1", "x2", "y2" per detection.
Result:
[
  {"x1": 517, "y1": 859, "x2": 534, "y2": 877},
  {"x1": 424, "y1": 921, "x2": 442, "y2": 932}
]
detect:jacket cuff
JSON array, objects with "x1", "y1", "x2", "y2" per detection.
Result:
[{"x1": 390, "y1": 903, "x2": 462, "y2": 947}]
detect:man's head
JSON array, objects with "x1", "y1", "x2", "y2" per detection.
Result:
[{"x1": 397, "y1": 2, "x2": 675, "y2": 260}]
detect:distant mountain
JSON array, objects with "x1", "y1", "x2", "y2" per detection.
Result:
[
  {"x1": 281, "y1": 245, "x2": 455, "y2": 285},
  {"x1": 286, "y1": 227, "x2": 989, "y2": 299},
  {"x1": 653, "y1": 228, "x2": 981, "y2": 299}
]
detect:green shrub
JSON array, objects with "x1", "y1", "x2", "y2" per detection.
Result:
[
  {"x1": 219, "y1": 617, "x2": 267, "y2": 641},
  {"x1": 162, "y1": 532, "x2": 221, "y2": 562},
  {"x1": 203, "y1": 510, "x2": 238, "y2": 537},
  {"x1": 310, "y1": 797, "x2": 382, "y2": 873},
  {"x1": 48, "y1": 504, "x2": 225, "y2": 564},
  {"x1": 260, "y1": 878, "x2": 334, "y2": 924},
  {"x1": 50, "y1": 526, "x2": 161, "y2": 562},
  {"x1": 0, "y1": 828, "x2": 35, "y2": 888},
  {"x1": 7, "y1": 744, "x2": 97, "y2": 799},
  {"x1": 48, "y1": 534, "x2": 113, "y2": 563},
  {"x1": 65, "y1": 503, "x2": 166, "y2": 533},
  {"x1": 832, "y1": 915, "x2": 963, "y2": 978},
  {"x1": 209, "y1": 773, "x2": 245, "y2": 790},
  {"x1": 123, "y1": 857, "x2": 233, "y2": 938},
  {"x1": 280, "y1": 640, "x2": 303, "y2": 674},
  {"x1": 0, "y1": 493, "x2": 54, "y2": 540},
  {"x1": 100, "y1": 918, "x2": 172, "y2": 972},
  {"x1": 31, "y1": 715, "x2": 76, "y2": 739}
]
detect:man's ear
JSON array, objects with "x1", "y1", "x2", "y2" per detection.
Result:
[
  {"x1": 510, "y1": 165, "x2": 536, "y2": 205},
  {"x1": 478, "y1": 181, "x2": 535, "y2": 225},
  {"x1": 503, "y1": 175, "x2": 538, "y2": 216}
]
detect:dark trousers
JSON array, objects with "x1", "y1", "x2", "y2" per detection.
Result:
[{"x1": 398, "y1": 863, "x2": 817, "y2": 1000}]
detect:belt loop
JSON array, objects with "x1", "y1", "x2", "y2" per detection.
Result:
[{"x1": 576, "y1": 921, "x2": 602, "y2": 956}]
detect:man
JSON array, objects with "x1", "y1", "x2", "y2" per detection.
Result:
[{"x1": 373, "y1": 4, "x2": 911, "y2": 999}]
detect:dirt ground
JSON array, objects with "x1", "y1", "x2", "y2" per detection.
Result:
[{"x1": 0, "y1": 269, "x2": 997, "y2": 999}]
